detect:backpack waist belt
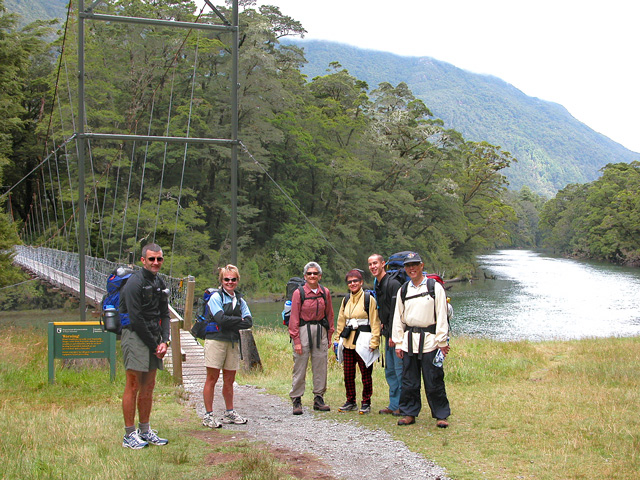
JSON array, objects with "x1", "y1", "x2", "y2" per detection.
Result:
[
  {"x1": 300, "y1": 318, "x2": 329, "y2": 349},
  {"x1": 352, "y1": 324, "x2": 371, "y2": 345},
  {"x1": 404, "y1": 325, "x2": 436, "y2": 359}
]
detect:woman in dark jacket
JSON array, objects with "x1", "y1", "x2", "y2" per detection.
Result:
[{"x1": 202, "y1": 264, "x2": 252, "y2": 428}]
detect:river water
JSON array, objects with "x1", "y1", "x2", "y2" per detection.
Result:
[{"x1": 248, "y1": 250, "x2": 640, "y2": 341}]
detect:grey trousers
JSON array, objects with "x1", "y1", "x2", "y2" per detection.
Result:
[{"x1": 289, "y1": 323, "x2": 328, "y2": 399}]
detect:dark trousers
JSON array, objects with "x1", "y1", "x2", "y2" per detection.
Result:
[
  {"x1": 342, "y1": 347, "x2": 373, "y2": 404},
  {"x1": 399, "y1": 349, "x2": 451, "y2": 419}
]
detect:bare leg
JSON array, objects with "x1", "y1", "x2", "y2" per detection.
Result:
[
  {"x1": 137, "y1": 369, "x2": 157, "y2": 424},
  {"x1": 203, "y1": 367, "x2": 221, "y2": 412},
  {"x1": 123, "y1": 370, "x2": 141, "y2": 427},
  {"x1": 221, "y1": 369, "x2": 237, "y2": 410}
]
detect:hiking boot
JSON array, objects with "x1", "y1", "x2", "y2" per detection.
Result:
[
  {"x1": 138, "y1": 429, "x2": 168, "y2": 446},
  {"x1": 313, "y1": 396, "x2": 330, "y2": 411},
  {"x1": 122, "y1": 430, "x2": 148, "y2": 449},
  {"x1": 378, "y1": 407, "x2": 394, "y2": 415},
  {"x1": 338, "y1": 401, "x2": 358, "y2": 412},
  {"x1": 397, "y1": 415, "x2": 416, "y2": 426},
  {"x1": 202, "y1": 412, "x2": 222, "y2": 429},
  {"x1": 221, "y1": 409, "x2": 248, "y2": 425},
  {"x1": 359, "y1": 403, "x2": 371, "y2": 415},
  {"x1": 436, "y1": 418, "x2": 449, "y2": 428},
  {"x1": 292, "y1": 397, "x2": 303, "y2": 415}
]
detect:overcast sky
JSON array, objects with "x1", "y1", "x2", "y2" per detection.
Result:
[{"x1": 202, "y1": 0, "x2": 640, "y2": 153}]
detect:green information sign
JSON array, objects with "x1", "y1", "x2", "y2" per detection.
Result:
[{"x1": 48, "y1": 321, "x2": 116, "y2": 384}]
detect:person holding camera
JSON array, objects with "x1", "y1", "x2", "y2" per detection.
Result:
[
  {"x1": 202, "y1": 265, "x2": 253, "y2": 429},
  {"x1": 335, "y1": 269, "x2": 381, "y2": 414},
  {"x1": 119, "y1": 243, "x2": 171, "y2": 449}
]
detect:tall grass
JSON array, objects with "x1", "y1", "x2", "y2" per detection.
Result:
[
  {"x1": 241, "y1": 327, "x2": 640, "y2": 480},
  {"x1": 4, "y1": 311, "x2": 640, "y2": 479},
  {"x1": 0, "y1": 311, "x2": 293, "y2": 480}
]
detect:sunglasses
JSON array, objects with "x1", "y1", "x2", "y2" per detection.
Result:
[
  {"x1": 346, "y1": 279, "x2": 361, "y2": 284},
  {"x1": 306, "y1": 271, "x2": 319, "y2": 276},
  {"x1": 223, "y1": 277, "x2": 238, "y2": 282},
  {"x1": 147, "y1": 256, "x2": 164, "y2": 262}
]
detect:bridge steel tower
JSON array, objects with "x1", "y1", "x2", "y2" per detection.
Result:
[{"x1": 76, "y1": 0, "x2": 240, "y2": 320}]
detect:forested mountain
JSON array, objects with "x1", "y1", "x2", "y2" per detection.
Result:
[
  {"x1": 4, "y1": 0, "x2": 66, "y2": 27},
  {"x1": 287, "y1": 40, "x2": 640, "y2": 196},
  {"x1": 11, "y1": 1, "x2": 639, "y2": 197}
]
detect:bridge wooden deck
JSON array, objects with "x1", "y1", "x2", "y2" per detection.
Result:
[
  {"x1": 165, "y1": 329, "x2": 207, "y2": 391},
  {"x1": 17, "y1": 257, "x2": 105, "y2": 307}
]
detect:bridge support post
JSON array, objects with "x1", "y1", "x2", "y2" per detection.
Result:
[
  {"x1": 170, "y1": 319, "x2": 183, "y2": 384},
  {"x1": 239, "y1": 329, "x2": 262, "y2": 372},
  {"x1": 183, "y1": 275, "x2": 196, "y2": 331}
]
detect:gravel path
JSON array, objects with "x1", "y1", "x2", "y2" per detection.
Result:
[{"x1": 188, "y1": 381, "x2": 450, "y2": 480}]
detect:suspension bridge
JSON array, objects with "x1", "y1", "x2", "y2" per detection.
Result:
[
  {"x1": 2, "y1": 1, "x2": 240, "y2": 314},
  {"x1": 0, "y1": 1, "x2": 251, "y2": 384}
]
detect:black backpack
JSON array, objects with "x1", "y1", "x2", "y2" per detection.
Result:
[
  {"x1": 341, "y1": 290, "x2": 371, "y2": 315},
  {"x1": 282, "y1": 277, "x2": 329, "y2": 327},
  {"x1": 100, "y1": 267, "x2": 135, "y2": 334},
  {"x1": 385, "y1": 251, "x2": 414, "y2": 285}
]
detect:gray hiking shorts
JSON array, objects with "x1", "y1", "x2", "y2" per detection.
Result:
[{"x1": 121, "y1": 328, "x2": 163, "y2": 372}]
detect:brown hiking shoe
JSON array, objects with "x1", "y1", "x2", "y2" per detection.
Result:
[
  {"x1": 397, "y1": 415, "x2": 415, "y2": 426},
  {"x1": 292, "y1": 397, "x2": 303, "y2": 415},
  {"x1": 313, "y1": 396, "x2": 330, "y2": 411}
]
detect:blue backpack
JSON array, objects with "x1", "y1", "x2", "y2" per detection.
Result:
[
  {"x1": 190, "y1": 288, "x2": 221, "y2": 339},
  {"x1": 100, "y1": 267, "x2": 135, "y2": 334}
]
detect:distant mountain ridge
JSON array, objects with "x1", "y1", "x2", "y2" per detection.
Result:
[
  {"x1": 4, "y1": 0, "x2": 67, "y2": 27},
  {"x1": 287, "y1": 39, "x2": 639, "y2": 196}
]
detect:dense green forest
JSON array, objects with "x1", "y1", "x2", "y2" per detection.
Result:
[
  {"x1": 539, "y1": 162, "x2": 640, "y2": 266},
  {"x1": 292, "y1": 40, "x2": 640, "y2": 197},
  {"x1": 0, "y1": 0, "x2": 637, "y2": 300}
]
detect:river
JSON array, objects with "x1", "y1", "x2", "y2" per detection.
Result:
[{"x1": 248, "y1": 250, "x2": 640, "y2": 341}]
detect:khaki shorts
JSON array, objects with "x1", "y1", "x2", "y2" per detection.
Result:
[
  {"x1": 121, "y1": 328, "x2": 163, "y2": 372},
  {"x1": 204, "y1": 339, "x2": 240, "y2": 370}
]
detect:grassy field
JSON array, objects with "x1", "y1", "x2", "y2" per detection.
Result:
[
  {"x1": 240, "y1": 327, "x2": 640, "y2": 480},
  {"x1": 0, "y1": 311, "x2": 293, "y2": 480},
  {"x1": 2, "y1": 309, "x2": 640, "y2": 479}
]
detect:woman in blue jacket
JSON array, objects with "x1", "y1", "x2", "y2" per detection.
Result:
[{"x1": 202, "y1": 264, "x2": 252, "y2": 428}]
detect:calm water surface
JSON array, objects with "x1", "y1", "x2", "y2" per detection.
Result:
[{"x1": 248, "y1": 250, "x2": 640, "y2": 341}]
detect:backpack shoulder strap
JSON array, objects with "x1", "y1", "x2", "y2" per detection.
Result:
[
  {"x1": 298, "y1": 285, "x2": 306, "y2": 303},
  {"x1": 342, "y1": 291, "x2": 351, "y2": 313},
  {"x1": 364, "y1": 291, "x2": 370, "y2": 315},
  {"x1": 427, "y1": 277, "x2": 436, "y2": 299},
  {"x1": 400, "y1": 281, "x2": 409, "y2": 303}
]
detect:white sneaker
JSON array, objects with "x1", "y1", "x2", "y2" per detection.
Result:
[
  {"x1": 138, "y1": 429, "x2": 168, "y2": 445},
  {"x1": 202, "y1": 412, "x2": 222, "y2": 429},
  {"x1": 221, "y1": 409, "x2": 247, "y2": 424},
  {"x1": 122, "y1": 430, "x2": 148, "y2": 449}
]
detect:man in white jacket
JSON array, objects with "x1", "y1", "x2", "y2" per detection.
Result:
[{"x1": 392, "y1": 252, "x2": 451, "y2": 428}]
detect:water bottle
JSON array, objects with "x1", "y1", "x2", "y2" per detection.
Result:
[
  {"x1": 282, "y1": 300, "x2": 292, "y2": 323},
  {"x1": 433, "y1": 349, "x2": 445, "y2": 368},
  {"x1": 102, "y1": 304, "x2": 120, "y2": 333}
]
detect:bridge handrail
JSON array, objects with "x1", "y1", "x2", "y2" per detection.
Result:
[{"x1": 13, "y1": 245, "x2": 187, "y2": 314}]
